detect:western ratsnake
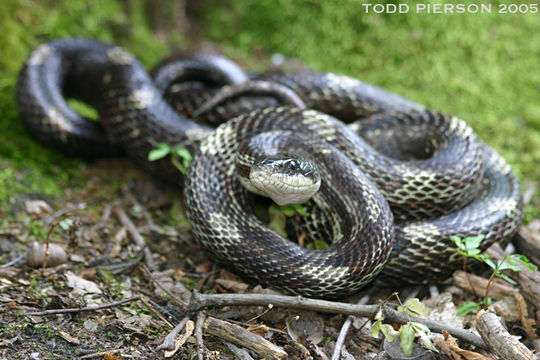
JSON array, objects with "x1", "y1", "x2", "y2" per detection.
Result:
[{"x1": 16, "y1": 38, "x2": 523, "y2": 298}]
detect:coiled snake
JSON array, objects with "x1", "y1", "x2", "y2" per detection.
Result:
[{"x1": 16, "y1": 38, "x2": 523, "y2": 298}]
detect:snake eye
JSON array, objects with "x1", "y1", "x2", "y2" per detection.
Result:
[{"x1": 289, "y1": 161, "x2": 297, "y2": 171}]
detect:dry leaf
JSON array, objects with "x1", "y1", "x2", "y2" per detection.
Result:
[
  {"x1": 215, "y1": 278, "x2": 249, "y2": 292},
  {"x1": 104, "y1": 353, "x2": 123, "y2": 360},
  {"x1": 58, "y1": 331, "x2": 81, "y2": 345},
  {"x1": 434, "y1": 331, "x2": 493, "y2": 360},
  {"x1": 247, "y1": 324, "x2": 270, "y2": 336}
]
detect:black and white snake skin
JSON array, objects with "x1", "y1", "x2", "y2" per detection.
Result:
[{"x1": 16, "y1": 38, "x2": 523, "y2": 298}]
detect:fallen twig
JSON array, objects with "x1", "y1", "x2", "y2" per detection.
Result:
[
  {"x1": 164, "y1": 319, "x2": 195, "y2": 358},
  {"x1": 26, "y1": 295, "x2": 140, "y2": 316},
  {"x1": 195, "y1": 311, "x2": 206, "y2": 360},
  {"x1": 453, "y1": 270, "x2": 518, "y2": 299},
  {"x1": 476, "y1": 309, "x2": 536, "y2": 360},
  {"x1": 188, "y1": 290, "x2": 488, "y2": 349},
  {"x1": 113, "y1": 206, "x2": 156, "y2": 270},
  {"x1": 78, "y1": 349, "x2": 122, "y2": 359},
  {"x1": 139, "y1": 296, "x2": 173, "y2": 328},
  {"x1": 157, "y1": 316, "x2": 191, "y2": 351},
  {"x1": 0, "y1": 250, "x2": 28, "y2": 268},
  {"x1": 222, "y1": 340, "x2": 255, "y2": 360},
  {"x1": 204, "y1": 316, "x2": 287, "y2": 360},
  {"x1": 331, "y1": 292, "x2": 372, "y2": 360}
]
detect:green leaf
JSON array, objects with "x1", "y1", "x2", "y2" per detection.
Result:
[
  {"x1": 381, "y1": 324, "x2": 400, "y2": 342},
  {"x1": 292, "y1": 204, "x2": 307, "y2": 216},
  {"x1": 58, "y1": 218, "x2": 74, "y2": 231},
  {"x1": 496, "y1": 272, "x2": 517, "y2": 285},
  {"x1": 279, "y1": 205, "x2": 296, "y2": 217},
  {"x1": 484, "y1": 257, "x2": 497, "y2": 270},
  {"x1": 456, "y1": 301, "x2": 480, "y2": 316},
  {"x1": 498, "y1": 258, "x2": 521, "y2": 272},
  {"x1": 403, "y1": 298, "x2": 430, "y2": 316},
  {"x1": 171, "y1": 157, "x2": 187, "y2": 175},
  {"x1": 268, "y1": 204, "x2": 288, "y2": 238},
  {"x1": 480, "y1": 297, "x2": 492, "y2": 307},
  {"x1": 412, "y1": 323, "x2": 438, "y2": 353},
  {"x1": 411, "y1": 322, "x2": 430, "y2": 334},
  {"x1": 315, "y1": 239, "x2": 328, "y2": 249},
  {"x1": 371, "y1": 319, "x2": 382, "y2": 338},
  {"x1": 400, "y1": 322, "x2": 415, "y2": 357},
  {"x1": 463, "y1": 235, "x2": 484, "y2": 250},
  {"x1": 510, "y1": 254, "x2": 537, "y2": 271},
  {"x1": 467, "y1": 249, "x2": 482, "y2": 255},
  {"x1": 67, "y1": 98, "x2": 98, "y2": 120},
  {"x1": 450, "y1": 235, "x2": 463, "y2": 249},
  {"x1": 148, "y1": 143, "x2": 171, "y2": 161},
  {"x1": 278, "y1": 204, "x2": 308, "y2": 217},
  {"x1": 174, "y1": 147, "x2": 192, "y2": 169},
  {"x1": 452, "y1": 235, "x2": 485, "y2": 257}
]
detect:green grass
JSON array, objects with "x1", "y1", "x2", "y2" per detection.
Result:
[
  {"x1": 0, "y1": 0, "x2": 538, "y2": 218},
  {"x1": 0, "y1": 0, "x2": 172, "y2": 209}
]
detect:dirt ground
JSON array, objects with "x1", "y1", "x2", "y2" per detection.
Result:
[{"x1": 0, "y1": 157, "x2": 538, "y2": 360}]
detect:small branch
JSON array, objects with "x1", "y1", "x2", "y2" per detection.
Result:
[
  {"x1": 26, "y1": 295, "x2": 140, "y2": 316},
  {"x1": 157, "y1": 316, "x2": 190, "y2": 351},
  {"x1": 222, "y1": 340, "x2": 255, "y2": 360},
  {"x1": 204, "y1": 316, "x2": 287, "y2": 360},
  {"x1": 113, "y1": 206, "x2": 156, "y2": 270},
  {"x1": 310, "y1": 343, "x2": 330, "y2": 360},
  {"x1": 331, "y1": 292, "x2": 372, "y2": 360},
  {"x1": 453, "y1": 270, "x2": 518, "y2": 300},
  {"x1": 195, "y1": 311, "x2": 206, "y2": 360},
  {"x1": 139, "y1": 296, "x2": 173, "y2": 328},
  {"x1": 189, "y1": 290, "x2": 487, "y2": 349},
  {"x1": 476, "y1": 309, "x2": 536, "y2": 360},
  {"x1": 0, "y1": 250, "x2": 28, "y2": 268},
  {"x1": 164, "y1": 319, "x2": 195, "y2": 357},
  {"x1": 78, "y1": 349, "x2": 122, "y2": 359},
  {"x1": 462, "y1": 254, "x2": 482, "y2": 297}
]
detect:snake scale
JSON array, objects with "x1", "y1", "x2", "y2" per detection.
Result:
[{"x1": 16, "y1": 38, "x2": 523, "y2": 298}]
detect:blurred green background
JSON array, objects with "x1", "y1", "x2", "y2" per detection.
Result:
[{"x1": 0, "y1": 0, "x2": 538, "y2": 218}]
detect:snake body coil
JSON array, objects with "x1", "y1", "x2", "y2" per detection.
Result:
[{"x1": 16, "y1": 38, "x2": 523, "y2": 298}]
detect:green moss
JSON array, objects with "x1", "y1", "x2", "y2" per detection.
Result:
[
  {"x1": 0, "y1": 0, "x2": 171, "y2": 207},
  {"x1": 202, "y1": 0, "x2": 540, "y2": 218}
]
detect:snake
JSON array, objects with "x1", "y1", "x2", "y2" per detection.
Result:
[{"x1": 16, "y1": 38, "x2": 523, "y2": 298}]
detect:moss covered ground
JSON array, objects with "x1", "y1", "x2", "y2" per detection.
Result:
[{"x1": 0, "y1": 0, "x2": 538, "y2": 218}]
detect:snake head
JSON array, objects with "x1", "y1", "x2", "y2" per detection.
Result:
[{"x1": 249, "y1": 157, "x2": 321, "y2": 206}]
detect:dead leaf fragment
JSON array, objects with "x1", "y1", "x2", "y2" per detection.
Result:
[
  {"x1": 58, "y1": 331, "x2": 81, "y2": 345},
  {"x1": 215, "y1": 278, "x2": 250, "y2": 292},
  {"x1": 104, "y1": 352, "x2": 123, "y2": 360},
  {"x1": 434, "y1": 331, "x2": 493, "y2": 360}
]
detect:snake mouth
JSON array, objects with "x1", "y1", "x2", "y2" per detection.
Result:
[{"x1": 249, "y1": 157, "x2": 321, "y2": 206}]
